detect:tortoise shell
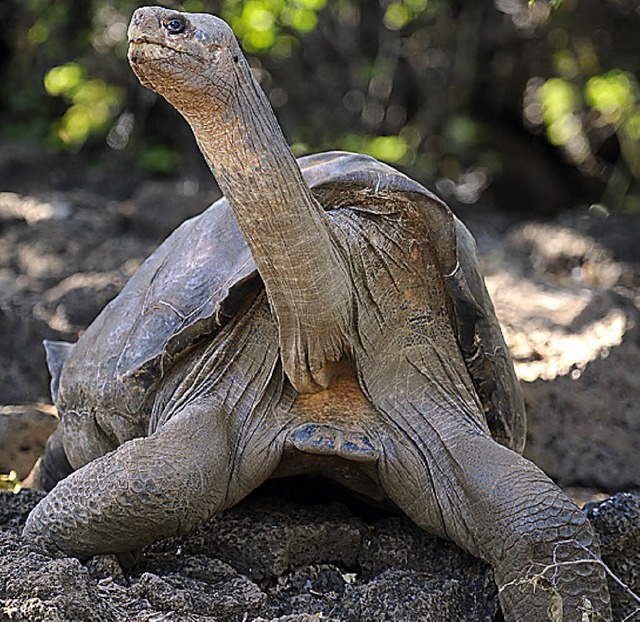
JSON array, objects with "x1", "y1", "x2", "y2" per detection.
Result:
[{"x1": 49, "y1": 151, "x2": 524, "y2": 452}]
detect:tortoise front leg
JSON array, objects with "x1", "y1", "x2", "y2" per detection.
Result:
[
  {"x1": 23, "y1": 390, "x2": 290, "y2": 558},
  {"x1": 376, "y1": 405, "x2": 612, "y2": 621},
  {"x1": 24, "y1": 293, "x2": 288, "y2": 557},
  {"x1": 23, "y1": 407, "x2": 238, "y2": 556}
]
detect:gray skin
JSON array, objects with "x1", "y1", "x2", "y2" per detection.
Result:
[{"x1": 23, "y1": 7, "x2": 611, "y2": 621}]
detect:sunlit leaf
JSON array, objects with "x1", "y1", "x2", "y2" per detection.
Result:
[
  {"x1": 625, "y1": 108, "x2": 640, "y2": 141},
  {"x1": 28, "y1": 21, "x2": 49, "y2": 45},
  {"x1": 540, "y1": 77, "x2": 579, "y2": 126},
  {"x1": 223, "y1": 0, "x2": 324, "y2": 53},
  {"x1": 45, "y1": 63, "x2": 123, "y2": 148},
  {"x1": 244, "y1": 4, "x2": 275, "y2": 32},
  {"x1": 297, "y1": 0, "x2": 326, "y2": 10},
  {"x1": 44, "y1": 63, "x2": 84, "y2": 98},
  {"x1": 546, "y1": 113, "x2": 581, "y2": 146},
  {"x1": 0, "y1": 470, "x2": 22, "y2": 493},
  {"x1": 585, "y1": 71, "x2": 635, "y2": 123},
  {"x1": 59, "y1": 106, "x2": 93, "y2": 144},
  {"x1": 286, "y1": 8, "x2": 318, "y2": 33},
  {"x1": 340, "y1": 134, "x2": 409, "y2": 164},
  {"x1": 245, "y1": 29, "x2": 276, "y2": 52},
  {"x1": 529, "y1": 0, "x2": 563, "y2": 8},
  {"x1": 384, "y1": 3, "x2": 411, "y2": 31},
  {"x1": 403, "y1": 0, "x2": 429, "y2": 12},
  {"x1": 369, "y1": 135, "x2": 408, "y2": 162}
]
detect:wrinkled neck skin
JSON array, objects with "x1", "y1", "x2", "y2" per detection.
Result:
[
  {"x1": 165, "y1": 56, "x2": 352, "y2": 393},
  {"x1": 184, "y1": 62, "x2": 326, "y2": 264}
]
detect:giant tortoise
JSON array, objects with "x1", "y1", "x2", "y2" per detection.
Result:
[{"x1": 24, "y1": 7, "x2": 611, "y2": 621}]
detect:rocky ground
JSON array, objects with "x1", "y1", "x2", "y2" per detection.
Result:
[
  {"x1": 0, "y1": 143, "x2": 639, "y2": 620},
  {"x1": 1, "y1": 486, "x2": 638, "y2": 621}
]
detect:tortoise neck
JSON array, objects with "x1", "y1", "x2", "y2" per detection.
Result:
[
  {"x1": 187, "y1": 69, "x2": 305, "y2": 206},
  {"x1": 183, "y1": 69, "x2": 352, "y2": 393},
  {"x1": 185, "y1": 73, "x2": 335, "y2": 297}
]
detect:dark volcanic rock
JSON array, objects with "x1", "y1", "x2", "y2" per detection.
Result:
[
  {"x1": 0, "y1": 489, "x2": 45, "y2": 532},
  {"x1": 0, "y1": 490, "x2": 115, "y2": 622},
  {"x1": 2, "y1": 489, "x2": 637, "y2": 621},
  {"x1": 585, "y1": 492, "x2": 640, "y2": 621},
  {"x1": 339, "y1": 568, "x2": 497, "y2": 622},
  {"x1": 150, "y1": 498, "x2": 365, "y2": 582},
  {"x1": 0, "y1": 489, "x2": 497, "y2": 621}
]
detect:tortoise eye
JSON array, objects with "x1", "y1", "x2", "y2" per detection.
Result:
[{"x1": 164, "y1": 17, "x2": 186, "y2": 35}]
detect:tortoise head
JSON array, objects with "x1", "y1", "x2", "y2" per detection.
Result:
[{"x1": 127, "y1": 6, "x2": 247, "y2": 117}]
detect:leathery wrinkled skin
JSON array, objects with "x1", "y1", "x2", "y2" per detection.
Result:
[{"x1": 24, "y1": 7, "x2": 611, "y2": 621}]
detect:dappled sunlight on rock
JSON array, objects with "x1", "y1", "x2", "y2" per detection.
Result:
[
  {"x1": 16, "y1": 245, "x2": 66, "y2": 281},
  {"x1": 0, "y1": 192, "x2": 70, "y2": 225},
  {"x1": 473, "y1": 213, "x2": 640, "y2": 492},
  {"x1": 488, "y1": 271, "x2": 627, "y2": 382},
  {"x1": 508, "y1": 222, "x2": 623, "y2": 288},
  {"x1": 34, "y1": 272, "x2": 124, "y2": 334}
]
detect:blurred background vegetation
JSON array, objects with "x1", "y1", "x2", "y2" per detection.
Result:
[{"x1": 0, "y1": 0, "x2": 639, "y2": 214}]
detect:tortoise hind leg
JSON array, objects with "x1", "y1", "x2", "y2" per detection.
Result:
[
  {"x1": 376, "y1": 409, "x2": 612, "y2": 621},
  {"x1": 24, "y1": 426, "x2": 73, "y2": 492}
]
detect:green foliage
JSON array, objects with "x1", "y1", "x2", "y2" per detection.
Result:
[
  {"x1": 540, "y1": 78, "x2": 581, "y2": 145},
  {"x1": 585, "y1": 71, "x2": 636, "y2": 124},
  {"x1": 221, "y1": 0, "x2": 326, "y2": 54},
  {"x1": 529, "y1": 0, "x2": 563, "y2": 8},
  {"x1": 383, "y1": 0, "x2": 429, "y2": 31},
  {"x1": 138, "y1": 145, "x2": 179, "y2": 174},
  {"x1": 537, "y1": 61, "x2": 640, "y2": 209},
  {"x1": 1, "y1": 0, "x2": 638, "y2": 210},
  {"x1": 340, "y1": 134, "x2": 409, "y2": 164},
  {"x1": 0, "y1": 471, "x2": 22, "y2": 494},
  {"x1": 44, "y1": 62, "x2": 123, "y2": 148}
]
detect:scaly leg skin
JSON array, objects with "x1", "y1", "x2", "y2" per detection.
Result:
[
  {"x1": 23, "y1": 387, "x2": 287, "y2": 557},
  {"x1": 477, "y1": 449, "x2": 611, "y2": 621},
  {"x1": 371, "y1": 359, "x2": 612, "y2": 621},
  {"x1": 23, "y1": 410, "x2": 235, "y2": 556},
  {"x1": 341, "y1": 204, "x2": 612, "y2": 620}
]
